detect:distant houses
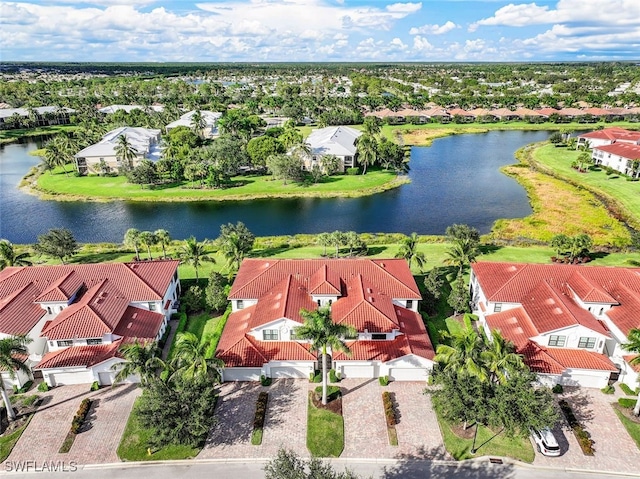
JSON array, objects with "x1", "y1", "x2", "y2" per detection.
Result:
[
  {"x1": 0, "y1": 106, "x2": 75, "y2": 130},
  {"x1": 165, "y1": 110, "x2": 222, "y2": 139},
  {"x1": 74, "y1": 126, "x2": 162, "y2": 175}
]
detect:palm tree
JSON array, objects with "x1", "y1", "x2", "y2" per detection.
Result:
[
  {"x1": 622, "y1": 328, "x2": 640, "y2": 416},
  {"x1": 480, "y1": 330, "x2": 525, "y2": 385},
  {"x1": 190, "y1": 109, "x2": 206, "y2": 139},
  {"x1": 294, "y1": 307, "x2": 356, "y2": 405},
  {"x1": 124, "y1": 228, "x2": 142, "y2": 261},
  {"x1": 0, "y1": 240, "x2": 32, "y2": 270},
  {"x1": 43, "y1": 137, "x2": 69, "y2": 177},
  {"x1": 179, "y1": 236, "x2": 213, "y2": 282},
  {"x1": 395, "y1": 233, "x2": 426, "y2": 272},
  {"x1": 154, "y1": 229, "x2": 171, "y2": 259},
  {"x1": 356, "y1": 133, "x2": 377, "y2": 175},
  {"x1": 114, "y1": 134, "x2": 138, "y2": 169},
  {"x1": 0, "y1": 336, "x2": 33, "y2": 421},
  {"x1": 139, "y1": 231, "x2": 157, "y2": 260},
  {"x1": 316, "y1": 232, "x2": 332, "y2": 257},
  {"x1": 113, "y1": 340, "x2": 163, "y2": 386},
  {"x1": 444, "y1": 240, "x2": 479, "y2": 274},
  {"x1": 362, "y1": 116, "x2": 382, "y2": 137},
  {"x1": 219, "y1": 232, "x2": 245, "y2": 273},
  {"x1": 435, "y1": 327, "x2": 489, "y2": 384},
  {"x1": 170, "y1": 332, "x2": 223, "y2": 380}
]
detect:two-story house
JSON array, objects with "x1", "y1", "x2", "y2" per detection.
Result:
[
  {"x1": 0, "y1": 260, "x2": 180, "y2": 388},
  {"x1": 216, "y1": 258, "x2": 434, "y2": 382},
  {"x1": 303, "y1": 126, "x2": 362, "y2": 173},
  {"x1": 470, "y1": 262, "x2": 640, "y2": 388}
]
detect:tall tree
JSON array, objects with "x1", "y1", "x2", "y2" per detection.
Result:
[
  {"x1": 266, "y1": 153, "x2": 303, "y2": 185},
  {"x1": 0, "y1": 240, "x2": 32, "y2": 269},
  {"x1": 0, "y1": 336, "x2": 33, "y2": 421},
  {"x1": 216, "y1": 222, "x2": 256, "y2": 273},
  {"x1": 138, "y1": 231, "x2": 157, "y2": 260},
  {"x1": 35, "y1": 228, "x2": 78, "y2": 264},
  {"x1": 205, "y1": 271, "x2": 229, "y2": 313},
  {"x1": 481, "y1": 330, "x2": 525, "y2": 385},
  {"x1": 447, "y1": 271, "x2": 471, "y2": 316},
  {"x1": 114, "y1": 134, "x2": 138, "y2": 169},
  {"x1": 179, "y1": 236, "x2": 213, "y2": 282},
  {"x1": 356, "y1": 133, "x2": 377, "y2": 175},
  {"x1": 622, "y1": 328, "x2": 640, "y2": 416},
  {"x1": 113, "y1": 340, "x2": 163, "y2": 386},
  {"x1": 294, "y1": 307, "x2": 356, "y2": 405},
  {"x1": 154, "y1": 229, "x2": 171, "y2": 259},
  {"x1": 362, "y1": 116, "x2": 382, "y2": 137},
  {"x1": 171, "y1": 332, "x2": 222, "y2": 380},
  {"x1": 329, "y1": 231, "x2": 346, "y2": 258},
  {"x1": 395, "y1": 233, "x2": 426, "y2": 272},
  {"x1": 124, "y1": 228, "x2": 142, "y2": 261},
  {"x1": 316, "y1": 232, "x2": 332, "y2": 257},
  {"x1": 190, "y1": 109, "x2": 206, "y2": 138},
  {"x1": 445, "y1": 224, "x2": 480, "y2": 274},
  {"x1": 435, "y1": 326, "x2": 489, "y2": 384}
]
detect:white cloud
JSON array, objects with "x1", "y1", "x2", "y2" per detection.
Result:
[
  {"x1": 385, "y1": 2, "x2": 422, "y2": 14},
  {"x1": 409, "y1": 20, "x2": 457, "y2": 35},
  {"x1": 412, "y1": 35, "x2": 433, "y2": 52}
]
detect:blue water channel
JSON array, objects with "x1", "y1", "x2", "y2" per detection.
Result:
[{"x1": 0, "y1": 130, "x2": 551, "y2": 244}]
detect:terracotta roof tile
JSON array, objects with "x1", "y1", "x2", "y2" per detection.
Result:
[
  {"x1": 113, "y1": 306, "x2": 164, "y2": 340},
  {"x1": 519, "y1": 341, "x2": 616, "y2": 374},
  {"x1": 623, "y1": 355, "x2": 640, "y2": 373},
  {"x1": 594, "y1": 143, "x2": 640, "y2": 160},
  {"x1": 0, "y1": 282, "x2": 45, "y2": 335},
  {"x1": 36, "y1": 341, "x2": 122, "y2": 369}
]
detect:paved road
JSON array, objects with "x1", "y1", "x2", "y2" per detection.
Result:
[{"x1": 0, "y1": 459, "x2": 635, "y2": 479}]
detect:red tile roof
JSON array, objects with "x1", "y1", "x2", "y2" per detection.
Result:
[
  {"x1": 518, "y1": 341, "x2": 616, "y2": 374},
  {"x1": 594, "y1": 143, "x2": 640, "y2": 160},
  {"x1": 623, "y1": 355, "x2": 640, "y2": 373},
  {"x1": 579, "y1": 127, "x2": 640, "y2": 143},
  {"x1": 113, "y1": 306, "x2": 164, "y2": 340},
  {"x1": 36, "y1": 341, "x2": 122, "y2": 370},
  {"x1": 0, "y1": 282, "x2": 45, "y2": 335}
]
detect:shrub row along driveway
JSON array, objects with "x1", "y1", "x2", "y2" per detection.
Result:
[
  {"x1": 8, "y1": 384, "x2": 140, "y2": 466},
  {"x1": 201, "y1": 379, "x2": 447, "y2": 460}
]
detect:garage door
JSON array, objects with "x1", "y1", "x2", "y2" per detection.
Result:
[
  {"x1": 563, "y1": 372, "x2": 609, "y2": 388},
  {"x1": 388, "y1": 368, "x2": 428, "y2": 381},
  {"x1": 340, "y1": 365, "x2": 375, "y2": 378},
  {"x1": 223, "y1": 368, "x2": 262, "y2": 381},
  {"x1": 271, "y1": 366, "x2": 309, "y2": 378},
  {"x1": 49, "y1": 370, "x2": 94, "y2": 386}
]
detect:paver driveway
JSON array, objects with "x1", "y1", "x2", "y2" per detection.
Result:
[
  {"x1": 8, "y1": 383, "x2": 140, "y2": 465},
  {"x1": 533, "y1": 387, "x2": 640, "y2": 474}
]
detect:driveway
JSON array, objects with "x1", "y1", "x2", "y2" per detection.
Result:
[
  {"x1": 532, "y1": 387, "x2": 640, "y2": 474},
  {"x1": 8, "y1": 383, "x2": 140, "y2": 466}
]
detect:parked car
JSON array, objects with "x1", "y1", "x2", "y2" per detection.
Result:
[{"x1": 530, "y1": 427, "x2": 561, "y2": 456}]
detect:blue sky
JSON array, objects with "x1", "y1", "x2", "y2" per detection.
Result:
[{"x1": 1, "y1": 0, "x2": 639, "y2": 62}]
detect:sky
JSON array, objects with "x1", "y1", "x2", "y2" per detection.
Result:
[{"x1": 1, "y1": 0, "x2": 639, "y2": 62}]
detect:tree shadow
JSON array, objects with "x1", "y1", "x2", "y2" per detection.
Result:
[
  {"x1": 559, "y1": 387, "x2": 595, "y2": 424},
  {"x1": 69, "y1": 251, "x2": 130, "y2": 264},
  {"x1": 366, "y1": 246, "x2": 388, "y2": 256},
  {"x1": 264, "y1": 378, "x2": 300, "y2": 429},
  {"x1": 478, "y1": 244, "x2": 502, "y2": 256},
  {"x1": 205, "y1": 381, "x2": 262, "y2": 447},
  {"x1": 589, "y1": 250, "x2": 609, "y2": 260},
  {"x1": 252, "y1": 244, "x2": 301, "y2": 257}
]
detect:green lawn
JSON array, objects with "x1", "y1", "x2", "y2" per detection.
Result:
[
  {"x1": 0, "y1": 415, "x2": 33, "y2": 462},
  {"x1": 307, "y1": 394, "x2": 344, "y2": 457},
  {"x1": 35, "y1": 167, "x2": 402, "y2": 202},
  {"x1": 184, "y1": 310, "x2": 229, "y2": 351},
  {"x1": 0, "y1": 125, "x2": 78, "y2": 145},
  {"x1": 435, "y1": 413, "x2": 535, "y2": 462},
  {"x1": 614, "y1": 407, "x2": 640, "y2": 450},
  {"x1": 117, "y1": 397, "x2": 201, "y2": 461}
]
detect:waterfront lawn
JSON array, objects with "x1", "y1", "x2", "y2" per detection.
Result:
[
  {"x1": 532, "y1": 143, "x2": 640, "y2": 230},
  {"x1": 117, "y1": 398, "x2": 200, "y2": 461},
  {"x1": 0, "y1": 125, "x2": 77, "y2": 145},
  {"x1": 36, "y1": 167, "x2": 400, "y2": 201}
]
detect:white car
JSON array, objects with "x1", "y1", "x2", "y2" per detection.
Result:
[{"x1": 531, "y1": 427, "x2": 561, "y2": 457}]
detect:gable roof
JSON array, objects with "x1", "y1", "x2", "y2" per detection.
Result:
[
  {"x1": 578, "y1": 127, "x2": 640, "y2": 143},
  {"x1": 306, "y1": 126, "x2": 362, "y2": 157},
  {"x1": 594, "y1": 143, "x2": 640, "y2": 161},
  {"x1": 36, "y1": 341, "x2": 122, "y2": 370}
]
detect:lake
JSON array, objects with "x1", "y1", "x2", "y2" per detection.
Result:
[{"x1": 0, "y1": 130, "x2": 550, "y2": 244}]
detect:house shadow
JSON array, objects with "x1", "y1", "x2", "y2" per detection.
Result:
[
  {"x1": 559, "y1": 387, "x2": 595, "y2": 424},
  {"x1": 589, "y1": 251, "x2": 609, "y2": 261},
  {"x1": 341, "y1": 378, "x2": 377, "y2": 396}
]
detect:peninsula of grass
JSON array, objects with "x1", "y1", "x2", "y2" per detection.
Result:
[
  {"x1": 307, "y1": 390, "x2": 344, "y2": 457},
  {"x1": 491, "y1": 142, "x2": 633, "y2": 247},
  {"x1": 117, "y1": 397, "x2": 201, "y2": 461},
  {"x1": 34, "y1": 166, "x2": 404, "y2": 202}
]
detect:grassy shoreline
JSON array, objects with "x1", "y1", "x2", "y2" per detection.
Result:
[{"x1": 0, "y1": 125, "x2": 78, "y2": 145}]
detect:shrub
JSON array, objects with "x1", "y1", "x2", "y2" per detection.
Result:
[
  {"x1": 90, "y1": 381, "x2": 100, "y2": 392},
  {"x1": 382, "y1": 391, "x2": 397, "y2": 427},
  {"x1": 620, "y1": 383, "x2": 637, "y2": 396},
  {"x1": 329, "y1": 369, "x2": 340, "y2": 383},
  {"x1": 379, "y1": 375, "x2": 390, "y2": 386},
  {"x1": 552, "y1": 384, "x2": 564, "y2": 394},
  {"x1": 70, "y1": 398, "x2": 92, "y2": 434},
  {"x1": 38, "y1": 381, "x2": 49, "y2": 392},
  {"x1": 260, "y1": 375, "x2": 272, "y2": 387},
  {"x1": 619, "y1": 398, "x2": 638, "y2": 409},
  {"x1": 601, "y1": 384, "x2": 615, "y2": 394},
  {"x1": 559, "y1": 400, "x2": 594, "y2": 455},
  {"x1": 314, "y1": 385, "x2": 341, "y2": 402},
  {"x1": 253, "y1": 392, "x2": 269, "y2": 430},
  {"x1": 346, "y1": 167, "x2": 359, "y2": 175},
  {"x1": 22, "y1": 394, "x2": 39, "y2": 407},
  {"x1": 309, "y1": 370, "x2": 322, "y2": 383}
]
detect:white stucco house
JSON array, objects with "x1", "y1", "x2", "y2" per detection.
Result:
[
  {"x1": 74, "y1": 126, "x2": 162, "y2": 175},
  {"x1": 576, "y1": 127, "x2": 640, "y2": 150},
  {"x1": 0, "y1": 260, "x2": 180, "y2": 388},
  {"x1": 165, "y1": 110, "x2": 222, "y2": 139},
  {"x1": 216, "y1": 258, "x2": 435, "y2": 382},
  {"x1": 303, "y1": 126, "x2": 362, "y2": 173},
  {"x1": 98, "y1": 105, "x2": 164, "y2": 115},
  {"x1": 592, "y1": 143, "x2": 640, "y2": 178},
  {"x1": 470, "y1": 262, "x2": 640, "y2": 389}
]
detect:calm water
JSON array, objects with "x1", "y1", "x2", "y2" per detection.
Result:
[{"x1": 0, "y1": 130, "x2": 550, "y2": 243}]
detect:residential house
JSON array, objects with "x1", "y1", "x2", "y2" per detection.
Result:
[
  {"x1": 98, "y1": 105, "x2": 164, "y2": 115},
  {"x1": 303, "y1": 126, "x2": 362, "y2": 173},
  {"x1": 577, "y1": 127, "x2": 640, "y2": 149},
  {"x1": 592, "y1": 143, "x2": 640, "y2": 178},
  {"x1": 0, "y1": 260, "x2": 180, "y2": 388},
  {"x1": 0, "y1": 106, "x2": 75, "y2": 130},
  {"x1": 74, "y1": 126, "x2": 162, "y2": 175},
  {"x1": 165, "y1": 110, "x2": 222, "y2": 139},
  {"x1": 470, "y1": 262, "x2": 640, "y2": 389},
  {"x1": 216, "y1": 258, "x2": 435, "y2": 382}
]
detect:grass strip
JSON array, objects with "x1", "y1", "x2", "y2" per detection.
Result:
[{"x1": 307, "y1": 392, "x2": 344, "y2": 457}]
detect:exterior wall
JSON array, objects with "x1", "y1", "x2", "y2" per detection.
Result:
[
  {"x1": 530, "y1": 324, "x2": 609, "y2": 354},
  {"x1": 231, "y1": 299, "x2": 258, "y2": 312},
  {"x1": 222, "y1": 367, "x2": 263, "y2": 381},
  {"x1": 535, "y1": 370, "x2": 611, "y2": 388},
  {"x1": 249, "y1": 318, "x2": 302, "y2": 342},
  {"x1": 380, "y1": 354, "x2": 433, "y2": 381},
  {"x1": 618, "y1": 362, "x2": 639, "y2": 390},
  {"x1": 1, "y1": 369, "x2": 31, "y2": 391},
  {"x1": 356, "y1": 330, "x2": 401, "y2": 341},
  {"x1": 335, "y1": 360, "x2": 378, "y2": 379},
  {"x1": 93, "y1": 358, "x2": 134, "y2": 385},
  {"x1": 265, "y1": 361, "x2": 314, "y2": 379},
  {"x1": 41, "y1": 358, "x2": 131, "y2": 386},
  {"x1": 47, "y1": 333, "x2": 113, "y2": 352},
  {"x1": 592, "y1": 149, "x2": 640, "y2": 178},
  {"x1": 393, "y1": 299, "x2": 420, "y2": 312},
  {"x1": 310, "y1": 294, "x2": 339, "y2": 307}
]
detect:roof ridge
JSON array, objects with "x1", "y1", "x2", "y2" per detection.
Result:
[
  {"x1": 231, "y1": 259, "x2": 280, "y2": 298},
  {"x1": 124, "y1": 262, "x2": 165, "y2": 298},
  {"x1": 488, "y1": 263, "x2": 531, "y2": 300},
  {"x1": 371, "y1": 259, "x2": 421, "y2": 297}
]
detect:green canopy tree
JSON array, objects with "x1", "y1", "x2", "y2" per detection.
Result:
[
  {"x1": 316, "y1": 232, "x2": 332, "y2": 257},
  {"x1": 170, "y1": 332, "x2": 223, "y2": 380},
  {"x1": 0, "y1": 240, "x2": 32, "y2": 270},
  {"x1": 481, "y1": 330, "x2": 526, "y2": 385},
  {"x1": 124, "y1": 228, "x2": 142, "y2": 261},
  {"x1": 622, "y1": 328, "x2": 640, "y2": 416},
  {"x1": 139, "y1": 231, "x2": 157, "y2": 260},
  {"x1": 179, "y1": 236, "x2": 213, "y2": 282},
  {"x1": 154, "y1": 229, "x2": 171, "y2": 259},
  {"x1": 216, "y1": 221, "x2": 255, "y2": 273},
  {"x1": 0, "y1": 336, "x2": 33, "y2": 421},
  {"x1": 113, "y1": 340, "x2": 163, "y2": 386},
  {"x1": 395, "y1": 233, "x2": 426, "y2": 272},
  {"x1": 35, "y1": 228, "x2": 78, "y2": 264},
  {"x1": 294, "y1": 307, "x2": 356, "y2": 405}
]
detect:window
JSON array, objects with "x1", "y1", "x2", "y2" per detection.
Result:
[
  {"x1": 148, "y1": 302, "x2": 157, "y2": 311},
  {"x1": 599, "y1": 308, "x2": 604, "y2": 315},
  {"x1": 263, "y1": 330, "x2": 279, "y2": 341},
  {"x1": 371, "y1": 333, "x2": 387, "y2": 340},
  {"x1": 58, "y1": 306, "x2": 64, "y2": 312},
  {"x1": 317, "y1": 300, "x2": 321, "y2": 307},
  {"x1": 548, "y1": 335, "x2": 566, "y2": 347},
  {"x1": 578, "y1": 337, "x2": 596, "y2": 349},
  {"x1": 406, "y1": 300, "x2": 413, "y2": 309},
  {"x1": 87, "y1": 338, "x2": 102, "y2": 345},
  {"x1": 57, "y1": 340, "x2": 73, "y2": 347},
  {"x1": 47, "y1": 307, "x2": 52, "y2": 314},
  {"x1": 493, "y1": 303, "x2": 502, "y2": 313},
  {"x1": 237, "y1": 300, "x2": 244, "y2": 309}
]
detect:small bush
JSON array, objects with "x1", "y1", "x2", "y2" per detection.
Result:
[
  {"x1": 346, "y1": 167, "x2": 359, "y2": 175},
  {"x1": 90, "y1": 381, "x2": 100, "y2": 392},
  {"x1": 260, "y1": 375, "x2": 272, "y2": 387},
  {"x1": 253, "y1": 392, "x2": 269, "y2": 431},
  {"x1": 38, "y1": 382, "x2": 49, "y2": 392},
  {"x1": 22, "y1": 394, "x2": 39, "y2": 406},
  {"x1": 382, "y1": 391, "x2": 397, "y2": 427},
  {"x1": 601, "y1": 384, "x2": 615, "y2": 394},
  {"x1": 70, "y1": 398, "x2": 92, "y2": 435},
  {"x1": 309, "y1": 370, "x2": 322, "y2": 383},
  {"x1": 559, "y1": 400, "x2": 594, "y2": 455},
  {"x1": 619, "y1": 398, "x2": 638, "y2": 409},
  {"x1": 379, "y1": 375, "x2": 390, "y2": 386},
  {"x1": 552, "y1": 384, "x2": 564, "y2": 394},
  {"x1": 329, "y1": 369, "x2": 340, "y2": 383},
  {"x1": 314, "y1": 385, "x2": 341, "y2": 402},
  {"x1": 620, "y1": 383, "x2": 637, "y2": 396}
]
